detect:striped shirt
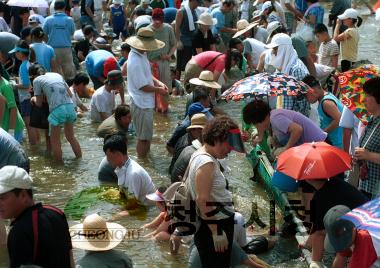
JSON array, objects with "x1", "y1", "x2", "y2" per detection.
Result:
[{"x1": 318, "y1": 39, "x2": 339, "y2": 67}]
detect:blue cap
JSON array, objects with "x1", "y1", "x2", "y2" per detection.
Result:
[
  {"x1": 187, "y1": 102, "x2": 210, "y2": 117},
  {"x1": 8, "y1": 46, "x2": 29, "y2": 54}
]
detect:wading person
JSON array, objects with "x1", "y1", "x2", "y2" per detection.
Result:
[
  {"x1": 0, "y1": 165, "x2": 74, "y2": 268},
  {"x1": 125, "y1": 27, "x2": 168, "y2": 158},
  {"x1": 29, "y1": 64, "x2": 82, "y2": 163}
]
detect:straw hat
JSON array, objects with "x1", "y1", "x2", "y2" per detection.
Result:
[
  {"x1": 196, "y1": 12, "x2": 217, "y2": 26},
  {"x1": 189, "y1": 70, "x2": 221, "y2": 89},
  {"x1": 125, "y1": 27, "x2": 165, "y2": 51},
  {"x1": 70, "y1": 214, "x2": 126, "y2": 251},
  {"x1": 187, "y1": 113, "x2": 207, "y2": 130},
  {"x1": 233, "y1": 20, "x2": 259, "y2": 38}
]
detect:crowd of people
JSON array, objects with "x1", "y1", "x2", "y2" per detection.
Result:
[{"x1": 0, "y1": 0, "x2": 379, "y2": 267}]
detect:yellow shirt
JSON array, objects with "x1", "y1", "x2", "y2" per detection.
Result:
[{"x1": 341, "y1": 27, "x2": 359, "y2": 62}]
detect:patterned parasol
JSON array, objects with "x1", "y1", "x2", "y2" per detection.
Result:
[
  {"x1": 339, "y1": 64, "x2": 380, "y2": 125},
  {"x1": 220, "y1": 72, "x2": 310, "y2": 102}
]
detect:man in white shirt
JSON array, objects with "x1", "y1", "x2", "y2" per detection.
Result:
[
  {"x1": 103, "y1": 134, "x2": 155, "y2": 205},
  {"x1": 90, "y1": 70, "x2": 124, "y2": 122},
  {"x1": 125, "y1": 27, "x2": 168, "y2": 158}
]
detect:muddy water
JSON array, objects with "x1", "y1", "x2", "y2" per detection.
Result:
[{"x1": 0, "y1": 6, "x2": 379, "y2": 268}]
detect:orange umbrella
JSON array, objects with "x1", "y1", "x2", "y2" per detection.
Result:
[{"x1": 276, "y1": 142, "x2": 352, "y2": 180}]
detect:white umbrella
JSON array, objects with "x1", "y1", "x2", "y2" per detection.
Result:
[{"x1": 7, "y1": 0, "x2": 49, "y2": 8}]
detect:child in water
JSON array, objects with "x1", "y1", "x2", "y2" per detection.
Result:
[{"x1": 143, "y1": 187, "x2": 171, "y2": 241}]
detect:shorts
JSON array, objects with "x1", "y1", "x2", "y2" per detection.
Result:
[
  {"x1": 176, "y1": 46, "x2": 194, "y2": 72},
  {"x1": 131, "y1": 101, "x2": 153, "y2": 141},
  {"x1": 113, "y1": 27, "x2": 128, "y2": 39},
  {"x1": 48, "y1": 103, "x2": 77, "y2": 127},
  {"x1": 20, "y1": 99, "x2": 32, "y2": 117},
  {"x1": 54, "y1": 47, "x2": 76, "y2": 81},
  {"x1": 183, "y1": 58, "x2": 203, "y2": 88}
]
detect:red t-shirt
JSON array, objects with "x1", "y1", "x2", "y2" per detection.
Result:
[
  {"x1": 193, "y1": 51, "x2": 226, "y2": 73},
  {"x1": 348, "y1": 230, "x2": 378, "y2": 268}
]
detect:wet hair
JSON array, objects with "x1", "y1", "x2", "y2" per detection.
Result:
[
  {"x1": 15, "y1": 39, "x2": 30, "y2": 57},
  {"x1": 229, "y1": 38, "x2": 243, "y2": 49},
  {"x1": 225, "y1": 49, "x2": 243, "y2": 72},
  {"x1": 54, "y1": 0, "x2": 66, "y2": 10},
  {"x1": 12, "y1": 188, "x2": 33, "y2": 199},
  {"x1": 242, "y1": 100, "x2": 271, "y2": 125},
  {"x1": 115, "y1": 104, "x2": 131, "y2": 120},
  {"x1": 20, "y1": 26, "x2": 32, "y2": 40},
  {"x1": 363, "y1": 77, "x2": 380, "y2": 104},
  {"x1": 314, "y1": 23, "x2": 328, "y2": 34},
  {"x1": 302, "y1": 75, "x2": 321, "y2": 89},
  {"x1": 221, "y1": 0, "x2": 235, "y2": 7},
  {"x1": 73, "y1": 72, "x2": 90, "y2": 85},
  {"x1": 19, "y1": 8, "x2": 29, "y2": 15},
  {"x1": 28, "y1": 63, "x2": 46, "y2": 77},
  {"x1": 83, "y1": 25, "x2": 95, "y2": 36},
  {"x1": 31, "y1": 26, "x2": 45, "y2": 39},
  {"x1": 193, "y1": 86, "x2": 210, "y2": 102},
  {"x1": 103, "y1": 134, "x2": 128, "y2": 155},
  {"x1": 121, "y1": 43, "x2": 131, "y2": 52},
  {"x1": 202, "y1": 115, "x2": 239, "y2": 146}
]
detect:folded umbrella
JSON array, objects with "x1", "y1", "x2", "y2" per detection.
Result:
[{"x1": 277, "y1": 142, "x2": 352, "y2": 180}]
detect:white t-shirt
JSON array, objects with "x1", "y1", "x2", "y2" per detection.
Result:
[
  {"x1": 69, "y1": 87, "x2": 83, "y2": 109},
  {"x1": 90, "y1": 86, "x2": 115, "y2": 122},
  {"x1": 114, "y1": 158, "x2": 156, "y2": 204},
  {"x1": 127, "y1": 49, "x2": 155, "y2": 109},
  {"x1": 339, "y1": 106, "x2": 363, "y2": 155},
  {"x1": 233, "y1": 212, "x2": 247, "y2": 247},
  {"x1": 243, "y1": 38, "x2": 267, "y2": 68}
]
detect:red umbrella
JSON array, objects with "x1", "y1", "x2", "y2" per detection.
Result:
[{"x1": 277, "y1": 142, "x2": 352, "y2": 180}]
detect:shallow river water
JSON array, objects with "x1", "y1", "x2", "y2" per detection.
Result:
[{"x1": 0, "y1": 5, "x2": 380, "y2": 268}]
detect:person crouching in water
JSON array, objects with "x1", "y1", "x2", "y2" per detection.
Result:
[{"x1": 143, "y1": 186, "x2": 171, "y2": 241}]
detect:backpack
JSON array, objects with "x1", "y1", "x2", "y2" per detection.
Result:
[{"x1": 165, "y1": 151, "x2": 215, "y2": 236}]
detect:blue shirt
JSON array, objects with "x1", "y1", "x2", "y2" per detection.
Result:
[
  {"x1": 295, "y1": 0, "x2": 308, "y2": 14},
  {"x1": 163, "y1": 7, "x2": 177, "y2": 24},
  {"x1": 110, "y1": 4, "x2": 125, "y2": 30},
  {"x1": 18, "y1": 60, "x2": 31, "y2": 102},
  {"x1": 85, "y1": 50, "x2": 120, "y2": 78},
  {"x1": 211, "y1": 8, "x2": 224, "y2": 35},
  {"x1": 318, "y1": 93, "x2": 343, "y2": 148},
  {"x1": 43, "y1": 12, "x2": 75, "y2": 48},
  {"x1": 30, "y1": 43, "x2": 55, "y2": 72},
  {"x1": 307, "y1": 6, "x2": 325, "y2": 25}
]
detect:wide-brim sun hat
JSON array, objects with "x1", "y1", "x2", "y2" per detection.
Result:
[
  {"x1": 233, "y1": 20, "x2": 258, "y2": 39},
  {"x1": 338, "y1": 8, "x2": 358, "y2": 20},
  {"x1": 189, "y1": 70, "x2": 221, "y2": 89},
  {"x1": 196, "y1": 12, "x2": 217, "y2": 26},
  {"x1": 70, "y1": 214, "x2": 127, "y2": 251},
  {"x1": 125, "y1": 27, "x2": 165, "y2": 51},
  {"x1": 265, "y1": 33, "x2": 292, "y2": 48}
]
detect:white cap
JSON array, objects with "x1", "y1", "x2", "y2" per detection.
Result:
[
  {"x1": 113, "y1": 0, "x2": 122, "y2": 3},
  {"x1": 0, "y1": 166, "x2": 32, "y2": 195},
  {"x1": 265, "y1": 33, "x2": 292, "y2": 48},
  {"x1": 73, "y1": 29, "x2": 85, "y2": 41},
  {"x1": 266, "y1": 21, "x2": 281, "y2": 43},
  {"x1": 338, "y1": 8, "x2": 358, "y2": 20},
  {"x1": 261, "y1": 1, "x2": 272, "y2": 11}
]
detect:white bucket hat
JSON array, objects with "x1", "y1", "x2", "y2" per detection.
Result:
[
  {"x1": 196, "y1": 12, "x2": 217, "y2": 26},
  {"x1": 0, "y1": 166, "x2": 32, "y2": 195},
  {"x1": 338, "y1": 8, "x2": 358, "y2": 20},
  {"x1": 265, "y1": 33, "x2": 292, "y2": 48},
  {"x1": 113, "y1": 0, "x2": 122, "y2": 4},
  {"x1": 70, "y1": 214, "x2": 127, "y2": 251},
  {"x1": 189, "y1": 70, "x2": 221, "y2": 89},
  {"x1": 233, "y1": 20, "x2": 259, "y2": 38},
  {"x1": 125, "y1": 27, "x2": 165, "y2": 51}
]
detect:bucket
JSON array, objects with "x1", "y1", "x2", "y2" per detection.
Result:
[{"x1": 272, "y1": 171, "x2": 298, "y2": 192}]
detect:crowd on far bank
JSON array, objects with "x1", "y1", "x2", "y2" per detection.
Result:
[{"x1": 1, "y1": 0, "x2": 380, "y2": 267}]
